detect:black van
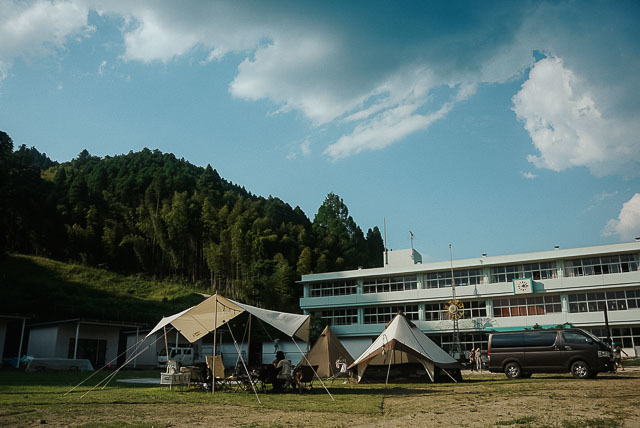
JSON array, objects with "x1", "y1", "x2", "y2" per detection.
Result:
[{"x1": 488, "y1": 328, "x2": 612, "y2": 379}]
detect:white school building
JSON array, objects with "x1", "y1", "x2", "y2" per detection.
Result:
[{"x1": 298, "y1": 241, "x2": 640, "y2": 360}]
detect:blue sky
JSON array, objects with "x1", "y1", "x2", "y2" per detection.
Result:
[{"x1": 1, "y1": 0, "x2": 639, "y2": 262}]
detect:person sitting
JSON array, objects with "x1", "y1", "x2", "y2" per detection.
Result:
[{"x1": 272, "y1": 351, "x2": 292, "y2": 392}]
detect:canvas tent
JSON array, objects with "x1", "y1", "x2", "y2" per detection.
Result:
[
  {"x1": 147, "y1": 294, "x2": 310, "y2": 343},
  {"x1": 348, "y1": 313, "x2": 460, "y2": 383},
  {"x1": 299, "y1": 325, "x2": 354, "y2": 378},
  {"x1": 145, "y1": 294, "x2": 335, "y2": 400}
]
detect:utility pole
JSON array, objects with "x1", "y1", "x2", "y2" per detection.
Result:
[{"x1": 449, "y1": 243, "x2": 462, "y2": 360}]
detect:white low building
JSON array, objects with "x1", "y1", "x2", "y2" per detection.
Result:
[{"x1": 299, "y1": 241, "x2": 640, "y2": 359}]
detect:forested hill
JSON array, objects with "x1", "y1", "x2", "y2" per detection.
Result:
[{"x1": 0, "y1": 131, "x2": 384, "y2": 313}]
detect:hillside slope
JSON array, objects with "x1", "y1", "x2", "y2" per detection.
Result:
[{"x1": 0, "y1": 254, "x2": 205, "y2": 325}]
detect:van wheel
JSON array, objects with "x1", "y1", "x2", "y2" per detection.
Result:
[
  {"x1": 571, "y1": 361, "x2": 591, "y2": 379},
  {"x1": 504, "y1": 362, "x2": 521, "y2": 379}
]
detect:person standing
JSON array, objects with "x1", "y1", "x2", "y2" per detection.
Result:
[
  {"x1": 613, "y1": 343, "x2": 628, "y2": 371},
  {"x1": 468, "y1": 348, "x2": 476, "y2": 371},
  {"x1": 474, "y1": 348, "x2": 482, "y2": 372}
]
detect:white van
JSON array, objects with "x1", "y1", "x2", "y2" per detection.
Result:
[{"x1": 157, "y1": 344, "x2": 213, "y2": 366}]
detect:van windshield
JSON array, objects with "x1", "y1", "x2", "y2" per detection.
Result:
[{"x1": 581, "y1": 330, "x2": 602, "y2": 343}]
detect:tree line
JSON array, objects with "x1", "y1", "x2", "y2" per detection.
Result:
[{"x1": 0, "y1": 131, "x2": 384, "y2": 312}]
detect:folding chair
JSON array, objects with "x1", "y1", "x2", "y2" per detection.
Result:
[
  {"x1": 206, "y1": 355, "x2": 231, "y2": 391},
  {"x1": 293, "y1": 365, "x2": 318, "y2": 393}
]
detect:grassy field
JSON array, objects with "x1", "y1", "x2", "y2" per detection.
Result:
[{"x1": 1, "y1": 369, "x2": 639, "y2": 427}]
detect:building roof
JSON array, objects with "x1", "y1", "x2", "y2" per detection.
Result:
[{"x1": 300, "y1": 241, "x2": 640, "y2": 283}]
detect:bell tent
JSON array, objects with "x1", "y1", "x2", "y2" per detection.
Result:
[
  {"x1": 300, "y1": 325, "x2": 354, "y2": 378},
  {"x1": 348, "y1": 312, "x2": 461, "y2": 383}
]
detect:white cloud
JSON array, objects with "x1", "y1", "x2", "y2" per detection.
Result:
[
  {"x1": 0, "y1": 1, "x2": 638, "y2": 169},
  {"x1": 604, "y1": 194, "x2": 640, "y2": 241},
  {"x1": 286, "y1": 138, "x2": 312, "y2": 160},
  {"x1": 513, "y1": 57, "x2": 640, "y2": 176},
  {"x1": 521, "y1": 171, "x2": 536, "y2": 179},
  {"x1": 98, "y1": 59, "x2": 107, "y2": 75},
  {"x1": 300, "y1": 138, "x2": 311, "y2": 157},
  {"x1": 0, "y1": 0, "x2": 91, "y2": 79}
]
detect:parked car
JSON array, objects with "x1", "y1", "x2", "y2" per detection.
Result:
[
  {"x1": 488, "y1": 328, "x2": 612, "y2": 379},
  {"x1": 157, "y1": 344, "x2": 213, "y2": 366}
]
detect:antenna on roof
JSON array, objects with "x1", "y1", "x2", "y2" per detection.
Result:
[
  {"x1": 410, "y1": 231, "x2": 414, "y2": 251},
  {"x1": 384, "y1": 217, "x2": 388, "y2": 265}
]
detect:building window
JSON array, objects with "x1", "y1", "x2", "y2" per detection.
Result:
[
  {"x1": 425, "y1": 269, "x2": 483, "y2": 288},
  {"x1": 493, "y1": 295, "x2": 561, "y2": 317},
  {"x1": 491, "y1": 262, "x2": 557, "y2": 283},
  {"x1": 319, "y1": 308, "x2": 358, "y2": 326},
  {"x1": 424, "y1": 303, "x2": 447, "y2": 321},
  {"x1": 310, "y1": 280, "x2": 357, "y2": 297},
  {"x1": 587, "y1": 326, "x2": 640, "y2": 349},
  {"x1": 462, "y1": 300, "x2": 487, "y2": 319},
  {"x1": 424, "y1": 300, "x2": 487, "y2": 320},
  {"x1": 363, "y1": 276, "x2": 418, "y2": 294},
  {"x1": 564, "y1": 254, "x2": 638, "y2": 278},
  {"x1": 433, "y1": 333, "x2": 489, "y2": 354},
  {"x1": 568, "y1": 289, "x2": 640, "y2": 313},
  {"x1": 363, "y1": 305, "x2": 419, "y2": 324}
]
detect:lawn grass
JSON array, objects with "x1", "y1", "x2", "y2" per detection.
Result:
[{"x1": 1, "y1": 370, "x2": 638, "y2": 427}]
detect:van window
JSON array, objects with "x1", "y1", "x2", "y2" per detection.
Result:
[
  {"x1": 525, "y1": 331, "x2": 557, "y2": 346},
  {"x1": 563, "y1": 331, "x2": 591, "y2": 344},
  {"x1": 491, "y1": 333, "x2": 525, "y2": 348}
]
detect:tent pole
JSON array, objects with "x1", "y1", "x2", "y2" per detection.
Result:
[
  {"x1": 163, "y1": 325, "x2": 170, "y2": 390},
  {"x1": 247, "y1": 314, "x2": 252, "y2": 366},
  {"x1": 163, "y1": 326, "x2": 169, "y2": 364},
  {"x1": 292, "y1": 337, "x2": 334, "y2": 401},
  {"x1": 226, "y1": 322, "x2": 261, "y2": 404},
  {"x1": 212, "y1": 294, "x2": 218, "y2": 395},
  {"x1": 442, "y1": 368, "x2": 457, "y2": 383},
  {"x1": 385, "y1": 346, "x2": 394, "y2": 386}
]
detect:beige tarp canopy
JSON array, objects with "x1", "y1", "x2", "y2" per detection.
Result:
[
  {"x1": 348, "y1": 313, "x2": 460, "y2": 383},
  {"x1": 299, "y1": 325, "x2": 354, "y2": 377},
  {"x1": 147, "y1": 294, "x2": 310, "y2": 343}
]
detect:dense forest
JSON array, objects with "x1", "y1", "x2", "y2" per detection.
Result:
[{"x1": 0, "y1": 131, "x2": 384, "y2": 313}]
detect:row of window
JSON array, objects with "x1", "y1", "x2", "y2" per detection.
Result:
[
  {"x1": 319, "y1": 288, "x2": 640, "y2": 325},
  {"x1": 565, "y1": 255, "x2": 637, "y2": 277},
  {"x1": 363, "y1": 305, "x2": 419, "y2": 324},
  {"x1": 310, "y1": 280, "x2": 357, "y2": 297},
  {"x1": 308, "y1": 254, "x2": 639, "y2": 295},
  {"x1": 568, "y1": 289, "x2": 640, "y2": 313},
  {"x1": 424, "y1": 301, "x2": 487, "y2": 321},
  {"x1": 493, "y1": 295, "x2": 562, "y2": 318},
  {"x1": 424, "y1": 269, "x2": 483, "y2": 288},
  {"x1": 363, "y1": 276, "x2": 418, "y2": 293}
]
